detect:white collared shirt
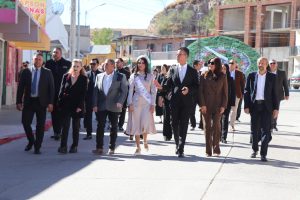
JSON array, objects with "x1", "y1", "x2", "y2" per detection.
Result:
[
  {"x1": 178, "y1": 63, "x2": 187, "y2": 83},
  {"x1": 272, "y1": 70, "x2": 277, "y2": 75},
  {"x1": 31, "y1": 66, "x2": 41, "y2": 97},
  {"x1": 256, "y1": 72, "x2": 266, "y2": 100},
  {"x1": 103, "y1": 71, "x2": 114, "y2": 95},
  {"x1": 230, "y1": 70, "x2": 235, "y2": 80}
]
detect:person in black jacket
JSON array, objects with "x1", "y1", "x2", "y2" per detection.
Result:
[
  {"x1": 45, "y1": 47, "x2": 71, "y2": 140},
  {"x1": 57, "y1": 59, "x2": 88, "y2": 154},
  {"x1": 221, "y1": 64, "x2": 235, "y2": 143},
  {"x1": 154, "y1": 47, "x2": 199, "y2": 158},
  {"x1": 244, "y1": 57, "x2": 279, "y2": 162},
  {"x1": 115, "y1": 58, "x2": 130, "y2": 131},
  {"x1": 17, "y1": 53, "x2": 55, "y2": 154},
  {"x1": 269, "y1": 59, "x2": 289, "y2": 131},
  {"x1": 83, "y1": 59, "x2": 101, "y2": 140}
]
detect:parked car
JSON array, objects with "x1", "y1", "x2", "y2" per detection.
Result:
[{"x1": 289, "y1": 72, "x2": 300, "y2": 89}]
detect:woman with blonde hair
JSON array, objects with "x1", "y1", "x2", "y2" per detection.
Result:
[
  {"x1": 126, "y1": 56, "x2": 157, "y2": 155},
  {"x1": 57, "y1": 59, "x2": 88, "y2": 154}
]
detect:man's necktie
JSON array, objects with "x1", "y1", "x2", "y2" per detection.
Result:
[{"x1": 31, "y1": 69, "x2": 38, "y2": 96}]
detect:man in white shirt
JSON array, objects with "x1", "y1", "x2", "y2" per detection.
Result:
[
  {"x1": 92, "y1": 59, "x2": 128, "y2": 155},
  {"x1": 244, "y1": 57, "x2": 279, "y2": 162}
]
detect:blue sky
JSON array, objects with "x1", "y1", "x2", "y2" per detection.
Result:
[{"x1": 58, "y1": 0, "x2": 175, "y2": 29}]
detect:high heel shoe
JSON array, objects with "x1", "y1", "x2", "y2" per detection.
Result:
[{"x1": 134, "y1": 148, "x2": 141, "y2": 155}]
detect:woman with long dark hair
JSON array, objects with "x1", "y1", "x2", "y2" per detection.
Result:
[
  {"x1": 57, "y1": 59, "x2": 88, "y2": 154},
  {"x1": 126, "y1": 56, "x2": 157, "y2": 155},
  {"x1": 199, "y1": 57, "x2": 228, "y2": 156}
]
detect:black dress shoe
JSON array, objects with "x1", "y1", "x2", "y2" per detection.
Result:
[
  {"x1": 261, "y1": 155, "x2": 268, "y2": 162},
  {"x1": 83, "y1": 135, "x2": 92, "y2": 140},
  {"x1": 54, "y1": 135, "x2": 60, "y2": 141},
  {"x1": 58, "y1": 146, "x2": 67, "y2": 154},
  {"x1": 251, "y1": 151, "x2": 257, "y2": 158},
  {"x1": 221, "y1": 139, "x2": 227, "y2": 144},
  {"x1": 178, "y1": 153, "x2": 184, "y2": 158},
  {"x1": 274, "y1": 127, "x2": 278, "y2": 131},
  {"x1": 69, "y1": 146, "x2": 77, "y2": 153},
  {"x1": 34, "y1": 149, "x2": 41, "y2": 154},
  {"x1": 119, "y1": 127, "x2": 124, "y2": 131},
  {"x1": 24, "y1": 143, "x2": 33, "y2": 151}
]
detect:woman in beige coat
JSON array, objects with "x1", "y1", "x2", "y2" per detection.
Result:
[{"x1": 199, "y1": 57, "x2": 228, "y2": 156}]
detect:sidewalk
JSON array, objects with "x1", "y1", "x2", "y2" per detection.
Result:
[{"x1": 0, "y1": 105, "x2": 52, "y2": 145}]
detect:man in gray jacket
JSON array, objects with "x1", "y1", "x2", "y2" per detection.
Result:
[{"x1": 92, "y1": 59, "x2": 128, "y2": 155}]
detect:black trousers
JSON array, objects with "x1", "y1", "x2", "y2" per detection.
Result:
[
  {"x1": 22, "y1": 98, "x2": 47, "y2": 150},
  {"x1": 118, "y1": 106, "x2": 127, "y2": 128},
  {"x1": 250, "y1": 102, "x2": 272, "y2": 156},
  {"x1": 189, "y1": 101, "x2": 197, "y2": 128},
  {"x1": 163, "y1": 100, "x2": 172, "y2": 139},
  {"x1": 236, "y1": 96, "x2": 243, "y2": 120},
  {"x1": 96, "y1": 110, "x2": 119, "y2": 150},
  {"x1": 84, "y1": 105, "x2": 93, "y2": 136},
  {"x1": 51, "y1": 103, "x2": 62, "y2": 135},
  {"x1": 60, "y1": 111, "x2": 81, "y2": 148},
  {"x1": 272, "y1": 101, "x2": 281, "y2": 129},
  {"x1": 170, "y1": 102, "x2": 191, "y2": 154},
  {"x1": 221, "y1": 107, "x2": 231, "y2": 140}
]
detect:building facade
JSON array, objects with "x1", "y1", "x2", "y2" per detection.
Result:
[{"x1": 216, "y1": 0, "x2": 300, "y2": 77}]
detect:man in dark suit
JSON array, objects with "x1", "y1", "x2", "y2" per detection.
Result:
[
  {"x1": 83, "y1": 59, "x2": 101, "y2": 140},
  {"x1": 189, "y1": 60, "x2": 203, "y2": 130},
  {"x1": 17, "y1": 53, "x2": 55, "y2": 154},
  {"x1": 244, "y1": 57, "x2": 279, "y2": 162},
  {"x1": 269, "y1": 59, "x2": 289, "y2": 131},
  {"x1": 115, "y1": 58, "x2": 130, "y2": 131},
  {"x1": 92, "y1": 59, "x2": 128, "y2": 155},
  {"x1": 45, "y1": 47, "x2": 71, "y2": 140},
  {"x1": 229, "y1": 60, "x2": 245, "y2": 131},
  {"x1": 155, "y1": 47, "x2": 199, "y2": 157}
]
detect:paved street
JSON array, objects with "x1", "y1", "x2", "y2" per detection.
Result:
[{"x1": 0, "y1": 91, "x2": 300, "y2": 200}]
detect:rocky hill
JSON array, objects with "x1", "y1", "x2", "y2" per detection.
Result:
[{"x1": 148, "y1": 0, "x2": 223, "y2": 35}]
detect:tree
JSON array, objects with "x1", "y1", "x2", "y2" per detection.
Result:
[{"x1": 92, "y1": 28, "x2": 113, "y2": 45}]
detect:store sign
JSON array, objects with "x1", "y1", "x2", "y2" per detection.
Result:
[
  {"x1": 0, "y1": 0, "x2": 17, "y2": 24},
  {"x1": 19, "y1": 0, "x2": 47, "y2": 28}
]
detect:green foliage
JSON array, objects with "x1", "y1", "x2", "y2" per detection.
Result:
[
  {"x1": 224, "y1": 0, "x2": 257, "y2": 5},
  {"x1": 92, "y1": 28, "x2": 114, "y2": 45},
  {"x1": 199, "y1": 9, "x2": 216, "y2": 34},
  {"x1": 187, "y1": 36, "x2": 260, "y2": 75},
  {"x1": 0, "y1": 0, "x2": 15, "y2": 9},
  {"x1": 155, "y1": 9, "x2": 194, "y2": 35}
]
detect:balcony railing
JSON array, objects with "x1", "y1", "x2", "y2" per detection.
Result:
[
  {"x1": 290, "y1": 46, "x2": 300, "y2": 56},
  {"x1": 132, "y1": 49, "x2": 177, "y2": 61}
]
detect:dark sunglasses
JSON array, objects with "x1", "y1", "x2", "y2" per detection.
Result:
[
  {"x1": 90, "y1": 63, "x2": 96, "y2": 65},
  {"x1": 138, "y1": 62, "x2": 145, "y2": 64},
  {"x1": 209, "y1": 62, "x2": 215, "y2": 65},
  {"x1": 229, "y1": 62, "x2": 234, "y2": 64},
  {"x1": 270, "y1": 62, "x2": 276, "y2": 65}
]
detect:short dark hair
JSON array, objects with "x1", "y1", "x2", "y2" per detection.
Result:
[
  {"x1": 92, "y1": 58, "x2": 99, "y2": 64},
  {"x1": 34, "y1": 53, "x2": 44, "y2": 58},
  {"x1": 178, "y1": 47, "x2": 189, "y2": 56},
  {"x1": 117, "y1": 58, "x2": 124, "y2": 62},
  {"x1": 53, "y1": 47, "x2": 62, "y2": 53},
  {"x1": 193, "y1": 60, "x2": 200, "y2": 67},
  {"x1": 106, "y1": 59, "x2": 115, "y2": 65}
]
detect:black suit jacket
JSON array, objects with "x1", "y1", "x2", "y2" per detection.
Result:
[
  {"x1": 275, "y1": 70, "x2": 289, "y2": 101},
  {"x1": 58, "y1": 73, "x2": 88, "y2": 116},
  {"x1": 86, "y1": 70, "x2": 101, "y2": 106},
  {"x1": 244, "y1": 72, "x2": 279, "y2": 113},
  {"x1": 17, "y1": 66, "x2": 55, "y2": 107},
  {"x1": 163, "y1": 64, "x2": 199, "y2": 108},
  {"x1": 45, "y1": 58, "x2": 71, "y2": 102}
]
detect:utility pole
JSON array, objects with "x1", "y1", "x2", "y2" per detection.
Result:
[
  {"x1": 77, "y1": 0, "x2": 80, "y2": 58},
  {"x1": 70, "y1": 0, "x2": 76, "y2": 60}
]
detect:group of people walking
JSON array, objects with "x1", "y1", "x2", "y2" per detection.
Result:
[{"x1": 17, "y1": 46, "x2": 289, "y2": 162}]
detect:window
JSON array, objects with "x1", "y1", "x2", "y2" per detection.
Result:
[{"x1": 162, "y1": 43, "x2": 173, "y2": 52}]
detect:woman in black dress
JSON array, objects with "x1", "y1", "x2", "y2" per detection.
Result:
[{"x1": 57, "y1": 59, "x2": 88, "y2": 154}]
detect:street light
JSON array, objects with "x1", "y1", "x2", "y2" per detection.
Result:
[{"x1": 85, "y1": 3, "x2": 106, "y2": 26}]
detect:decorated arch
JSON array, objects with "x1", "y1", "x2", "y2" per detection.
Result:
[{"x1": 187, "y1": 36, "x2": 260, "y2": 75}]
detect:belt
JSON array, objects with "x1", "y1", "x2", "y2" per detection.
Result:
[{"x1": 255, "y1": 100, "x2": 264, "y2": 104}]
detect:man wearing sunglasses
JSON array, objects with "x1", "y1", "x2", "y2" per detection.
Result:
[
  {"x1": 228, "y1": 59, "x2": 245, "y2": 131},
  {"x1": 83, "y1": 59, "x2": 102, "y2": 140},
  {"x1": 269, "y1": 59, "x2": 289, "y2": 131}
]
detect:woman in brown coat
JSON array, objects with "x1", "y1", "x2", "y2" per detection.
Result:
[{"x1": 199, "y1": 57, "x2": 228, "y2": 156}]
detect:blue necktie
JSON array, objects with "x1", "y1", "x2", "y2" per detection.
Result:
[{"x1": 31, "y1": 69, "x2": 38, "y2": 96}]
